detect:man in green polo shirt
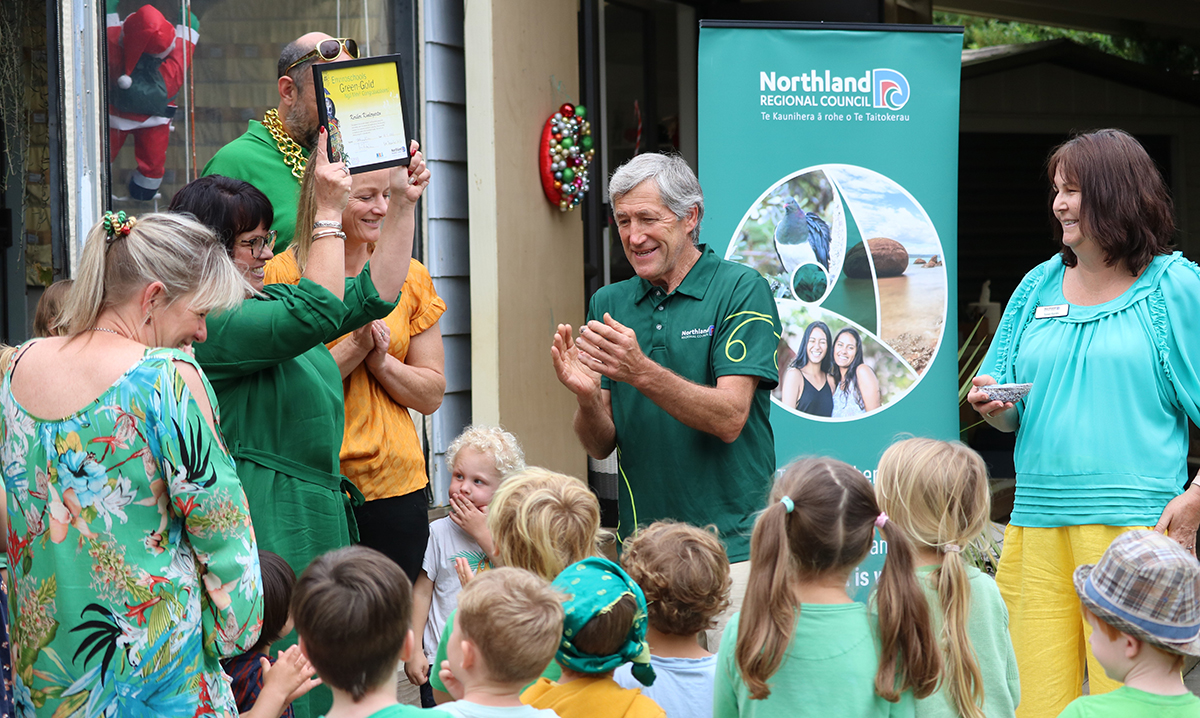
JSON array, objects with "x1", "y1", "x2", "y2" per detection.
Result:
[
  {"x1": 202, "y1": 33, "x2": 356, "y2": 251},
  {"x1": 552, "y1": 153, "x2": 780, "y2": 646}
]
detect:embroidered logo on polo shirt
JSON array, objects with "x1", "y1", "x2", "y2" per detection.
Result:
[{"x1": 681, "y1": 325, "x2": 715, "y2": 339}]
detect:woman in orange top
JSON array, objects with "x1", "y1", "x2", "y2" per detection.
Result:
[{"x1": 266, "y1": 167, "x2": 447, "y2": 583}]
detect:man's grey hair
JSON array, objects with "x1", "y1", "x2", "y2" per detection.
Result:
[
  {"x1": 608, "y1": 153, "x2": 704, "y2": 243},
  {"x1": 278, "y1": 38, "x2": 317, "y2": 83}
]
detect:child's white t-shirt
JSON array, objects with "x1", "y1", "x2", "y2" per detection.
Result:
[{"x1": 422, "y1": 516, "x2": 491, "y2": 661}]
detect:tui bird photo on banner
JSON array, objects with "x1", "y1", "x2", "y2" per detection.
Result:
[{"x1": 776, "y1": 197, "x2": 831, "y2": 272}]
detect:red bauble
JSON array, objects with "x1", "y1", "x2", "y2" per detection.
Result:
[{"x1": 560, "y1": 103, "x2": 575, "y2": 118}]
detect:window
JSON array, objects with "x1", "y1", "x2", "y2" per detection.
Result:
[{"x1": 105, "y1": 0, "x2": 396, "y2": 213}]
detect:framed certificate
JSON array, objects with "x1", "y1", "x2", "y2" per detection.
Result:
[{"x1": 313, "y1": 54, "x2": 412, "y2": 173}]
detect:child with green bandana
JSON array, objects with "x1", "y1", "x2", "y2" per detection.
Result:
[{"x1": 521, "y1": 557, "x2": 665, "y2": 718}]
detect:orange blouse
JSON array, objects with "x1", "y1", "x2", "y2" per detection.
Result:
[{"x1": 265, "y1": 251, "x2": 447, "y2": 500}]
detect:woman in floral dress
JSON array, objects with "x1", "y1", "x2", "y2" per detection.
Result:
[{"x1": 1, "y1": 212, "x2": 263, "y2": 717}]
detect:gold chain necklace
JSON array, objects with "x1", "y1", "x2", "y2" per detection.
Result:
[{"x1": 263, "y1": 109, "x2": 306, "y2": 183}]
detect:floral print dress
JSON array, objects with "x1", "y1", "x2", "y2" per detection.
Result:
[{"x1": 1, "y1": 347, "x2": 263, "y2": 717}]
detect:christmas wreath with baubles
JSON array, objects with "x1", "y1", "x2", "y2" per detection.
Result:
[{"x1": 540, "y1": 104, "x2": 595, "y2": 212}]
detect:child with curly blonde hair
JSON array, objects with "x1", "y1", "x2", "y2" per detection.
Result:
[
  {"x1": 406, "y1": 426, "x2": 524, "y2": 705},
  {"x1": 427, "y1": 466, "x2": 604, "y2": 703}
]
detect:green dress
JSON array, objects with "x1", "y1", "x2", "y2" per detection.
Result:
[
  {"x1": 2, "y1": 347, "x2": 263, "y2": 718},
  {"x1": 193, "y1": 266, "x2": 397, "y2": 718}
]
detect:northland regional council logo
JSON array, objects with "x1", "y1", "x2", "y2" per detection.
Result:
[
  {"x1": 759, "y1": 68, "x2": 911, "y2": 111},
  {"x1": 681, "y1": 325, "x2": 716, "y2": 339}
]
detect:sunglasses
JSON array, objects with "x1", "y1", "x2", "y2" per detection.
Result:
[
  {"x1": 284, "y1": 38, "x2": 360, "y2": 75},
  {"x1": 237, "y1": 230, "x2": 277, "y2": 259}
]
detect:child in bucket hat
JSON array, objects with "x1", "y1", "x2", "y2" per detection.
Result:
[{"x1": 1059, "y1": 529, "x2": 1200, "y2": 717}]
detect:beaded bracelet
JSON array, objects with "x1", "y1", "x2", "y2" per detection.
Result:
[
  {"x1": 313, "y1": 220, "x2": 343, "y2": 229},
  {"x1": 311, "y1": 229, "x2": 347, "y2": 241}
]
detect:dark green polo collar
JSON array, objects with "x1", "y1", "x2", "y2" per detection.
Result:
[{"x1": 635, "y1": 244, "x2": 720, "y2": 304}]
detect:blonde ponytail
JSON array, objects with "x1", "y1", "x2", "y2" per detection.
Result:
[
  {"x1": 738, "y1": 458, "x2": 932, "y2": 701},
  {"x1": 876, "y1": 438, "x2": 991, "y2": 716},
  {"x1": 874, "y1": 517, "x2": 941, "y2": 700},
  {"x1": 60, "y1": 213, "x2": 248, "y2": 335},
  {"x1": 935, "y1": 548, "x2": 985, "y2": 718},
  {"x1": 291, "y1": 155, "x2": 320, "y2": 274}
]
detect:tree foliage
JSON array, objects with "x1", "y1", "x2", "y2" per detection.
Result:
[{"x1": 935, "y1": 12, "x2": 1200, "y2": 81}]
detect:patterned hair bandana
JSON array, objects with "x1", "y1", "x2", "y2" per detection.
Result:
[{"x1": 552, "y1": 557, "x2": 656, "y2": 686}]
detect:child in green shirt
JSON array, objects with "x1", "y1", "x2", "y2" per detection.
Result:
[
  {"x1": 713, "y1": 457, "x2": 941, "y2": 718},
  {"x1": 876, "y1": 439, "x2": 1020, "y2": 718},
  {"x1": 291, "y1": 546, "x2": 451, "y2": 718}
]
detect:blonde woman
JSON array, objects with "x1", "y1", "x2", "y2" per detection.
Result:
[{"x1": 3, "y1": 212, "x2": 261, "y2": 716}]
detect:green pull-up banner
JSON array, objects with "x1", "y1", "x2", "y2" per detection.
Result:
[{"x1": 699, "y1": 21, "x2": 964, "y2": 598}]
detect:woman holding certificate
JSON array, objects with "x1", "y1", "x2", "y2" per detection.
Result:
[
  {"x1": 967, "y1": 128, "x2": 1200, "y2": 717},
  {"x1": 265, "y1": 145, "x2": 445, "y2": 585},
  {"x1": 170, "y1": 130, "x2": 428, "y2": 580}
]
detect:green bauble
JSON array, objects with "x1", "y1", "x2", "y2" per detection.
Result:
[
  {"x1": 562, "y1": 168, "x2": 576, "y2": 183},
  {"x1": 581, "y1": 135, "x2": 594, "y2": 151},
  {"x1": 561, "y1": 137, "x2": 574, "y2": 149},
  {"x1": 575, "y1": 106, "x2": 587, "y2": 118}
]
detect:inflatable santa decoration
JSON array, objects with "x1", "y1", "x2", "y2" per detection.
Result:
[{"x1": 106, "y1": 3, "x2": 198, "y2": 200}]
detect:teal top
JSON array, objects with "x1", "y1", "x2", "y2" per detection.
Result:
[
  {"x1": 914, "y1": 565, "x2": 1019, "y2": 718},
  {"x1": 588, "y1": 245, "x2": 780, "y2": 561},
  {"x1": 1058, "y1": 686, "x2": 1200, "y2": 718},
  {"x1": 713, "y1": 607, "x2": 915, "y2": 718},
  {"x1": 982, "y1": 253, "x2": 1200, "y2": 527}
]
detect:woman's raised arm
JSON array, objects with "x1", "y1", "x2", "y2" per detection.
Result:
[
  {"x1": 366, "y1": 141, "x2": 430, "y2": 303},
  {"x1": 301, "y1": 129, "x2": 353, "y2": 300}
]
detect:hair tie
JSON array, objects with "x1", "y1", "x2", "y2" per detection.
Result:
[
  {"x1": 779, "y1": 496, "x2": 795, "y2": 513},
  {"x1": 874, "y1": 512, "x2": 888, "y2": 528},
  {"x1": 102, "y1": 210, "x2": 136, "y2": 243},
  {"x1": 943, "y1": 544, "x2": 962, "y2": 554}
]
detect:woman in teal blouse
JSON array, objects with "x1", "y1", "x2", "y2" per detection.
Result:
[{"x1": 967, "y1": 129, "x2": 1200, "y2": 717}]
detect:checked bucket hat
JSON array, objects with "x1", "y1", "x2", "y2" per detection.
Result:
[{"x1": 1073, "y1": 529, "x2": 1200, "y2": 656}]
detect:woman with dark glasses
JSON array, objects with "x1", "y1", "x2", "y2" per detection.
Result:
[
  {"x1": 170, "y1": 129, "x2": 429, "y2": 718},
  {"x1": 202, "y1": 32, "x2": 358, "y2": 251}
]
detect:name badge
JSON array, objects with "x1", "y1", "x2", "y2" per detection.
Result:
[{"x1": 1035, "y1": 304, "x2": 1069, "y2": 319}]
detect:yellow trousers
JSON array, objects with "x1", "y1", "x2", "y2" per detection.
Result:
[{"x1": 995, "y1": 524, "x2": 1149, "y2": 718}]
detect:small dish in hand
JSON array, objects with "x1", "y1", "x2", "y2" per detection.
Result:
[{"x1": 981, "y1": 383, "x2": 1032, "y2": 403}]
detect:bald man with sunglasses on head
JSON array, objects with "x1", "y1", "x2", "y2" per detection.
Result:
[{"x1": 203, "y1": 33, "x2": 359, "y2": 251}]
